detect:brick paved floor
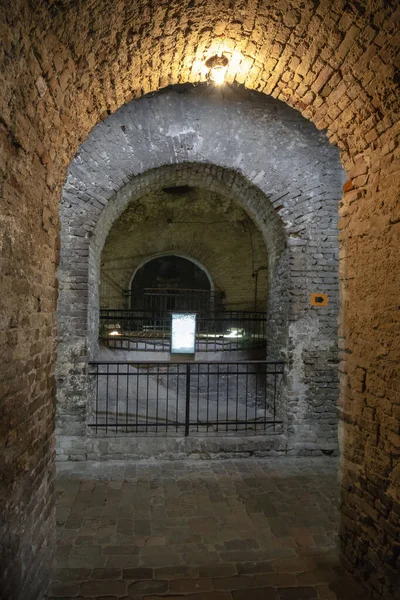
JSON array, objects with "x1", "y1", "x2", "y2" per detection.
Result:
[{"x1": 48, "y1": 457, "x2": 369, "y2": 599}]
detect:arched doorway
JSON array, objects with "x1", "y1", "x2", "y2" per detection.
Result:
[{"x1": 56, "y1": 86, "x2": 343, "y2": 461}]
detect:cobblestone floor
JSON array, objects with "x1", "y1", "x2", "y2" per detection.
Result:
[{"x1": 48, "y1": 457, "x2": 369, "y2": 599}]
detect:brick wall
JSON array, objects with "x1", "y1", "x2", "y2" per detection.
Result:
[{"x1": 0, "y1": 1, "x2": 398, "y2": 598}]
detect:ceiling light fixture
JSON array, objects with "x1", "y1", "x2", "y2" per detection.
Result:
[{"x1": 205, "y1": 53, "x2": 229, "y2": 85}]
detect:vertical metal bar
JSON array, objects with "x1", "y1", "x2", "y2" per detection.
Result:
[
  {"x1": 145, "y1": 364, "x2": 149, "y2": 433},
  {"x1": 156, "y1": 364, "x2": 159, "y2": 433},
  {"x1": 126, "y1": 362, "x2": 129, "y2": 434},
  {"x1": 245, "y1": 363, "x2": 248, "y2": 432},
  {"x1": 216, "y1": 363, "x2": 220, "y2": 432},
  {"x1": 176, "y1": 364, "x2": 180, "y2": 433},
  {"x1": 206, "y1": 363, "x2": 210, "y2": 432},
  {"x1": 95, "y1": 364, "x2": 99, "y2": 434},
  {"x1": 197, "y1": 363, "x2": 200, "y2": 433},
  {"x1": 136, "y1": 363, "x2": 139, "y2": 434},
  {"x1": 254, "y1": 362, "x2": 258, "y2": 432},
  {"x1": 166, "y1": 363, "x2": 169, "y2": 433},
  {"x1": 226, "y1": 363, "x2": 229, "y2": 433},
  {"x1": 264, "y1": 362, "x2": 268, "y2": 432},
  {"x1": 185, "y1": 363, "x2": 191, "y2": 437},
  {"x1": 116, "y1": 363, "x2": 119, "y2": 434},
  {"x1": 235, "y1": 363, "x2": 239, "y2": 432},
  {"x1": 106, "y1": 363, "x2": 109, "y2": 434}
]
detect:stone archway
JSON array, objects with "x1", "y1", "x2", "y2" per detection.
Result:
[{"x1": 56, "y1": 86, "x2": 343, "y2": 464}]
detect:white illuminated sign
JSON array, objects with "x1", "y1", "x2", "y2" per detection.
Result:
[{"x1": 171, "y1": 313, "x2": 196, "y2": 354}]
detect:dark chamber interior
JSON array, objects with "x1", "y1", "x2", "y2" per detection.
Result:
[{"x1": 132, "y1": 255, "x2": 211, "y2": 292}]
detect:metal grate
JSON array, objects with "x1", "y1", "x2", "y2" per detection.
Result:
[
  {"x1": 88, "y1": 360, "x2": 284, "y2": 435},
  {"x1": 132, "y1": 288, "x2": 225, "y2": 313},
  {"x1": 100, "y1": 287, "x2": 225, "y2": 312}
]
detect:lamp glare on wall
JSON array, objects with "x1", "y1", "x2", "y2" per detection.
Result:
[{"x1": 205, "y1": 54, "x2": 229, "y2": 86}]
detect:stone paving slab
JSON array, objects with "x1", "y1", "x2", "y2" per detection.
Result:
[{"x1": 46, "y1": 458, "x2": 369, "y2": 599}]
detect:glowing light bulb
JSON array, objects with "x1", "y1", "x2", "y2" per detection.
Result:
[
  {"x1": 209, "y1": 65, "x2": 227, "y2": 85},
  {"x1": 205, "y1": 53, "x2": 229, "y2": 86}
]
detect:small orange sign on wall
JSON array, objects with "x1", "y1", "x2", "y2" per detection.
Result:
[{"x1": 311, "y1": 293, "x2": 328, "y2": 306}]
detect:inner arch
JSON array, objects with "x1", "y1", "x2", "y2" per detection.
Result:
[
  {"x1": 129, "y1": 254, "x2": 213, "y2": 313},
  {"x1": 131, "y1": 254, "x2": 214, "y2": 293}
]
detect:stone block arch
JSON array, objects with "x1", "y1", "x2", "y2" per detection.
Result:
[{"x1": 56, "y1": 86, "x2": 344, "y2": 463}]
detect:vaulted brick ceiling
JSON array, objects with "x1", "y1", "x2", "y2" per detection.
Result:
[{"x1": 2, "y1": 0, "x2": 399, "y2": 170}]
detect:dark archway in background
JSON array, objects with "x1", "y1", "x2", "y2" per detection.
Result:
[
  {"x1": 130, "y1": 254, "x2": 212, "y2": 312},
  {"x1": 132, "y1": 255, "x2": 211, "y2": 291}
]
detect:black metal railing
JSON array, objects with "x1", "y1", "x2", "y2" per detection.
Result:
[
  {"x1": 99, "y1": 310, "x2": 267, "y2": 352},
  {"x1": 100, "y1": 287, "x2": 225, "y2": 312},
  {"x1": 88, "y1": 361, "x2": 283, "y2": 435},
  {"x1": 132, "y1": 288, "x2": 225, "y2": 313}
]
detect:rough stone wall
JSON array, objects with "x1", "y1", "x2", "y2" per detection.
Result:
[
  {"x1": 1, "y1": 1, "x2": 399, "y2": 599},
  {"x1": 100, "y1": 187, "x2": 268, "y2": 311}
]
